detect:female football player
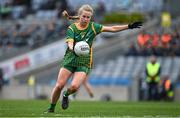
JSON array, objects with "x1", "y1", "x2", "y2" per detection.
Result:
[{"x1": 46, "y1": 4, "x2": 142, "y2": 113}]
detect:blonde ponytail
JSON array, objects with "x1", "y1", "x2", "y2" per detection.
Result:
[
  {"x1": 62, "y1": 10, "x2": 79, "y2": 20},
  {"x1": 62, "y1": 4, "x2": 94, "y2": 21}
]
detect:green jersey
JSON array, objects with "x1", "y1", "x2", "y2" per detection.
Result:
[{"x1": 62, "y1": 22, "x2": 103, "y2": 69}]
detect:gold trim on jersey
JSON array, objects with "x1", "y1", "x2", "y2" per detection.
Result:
[
  {"x1": 92, "y1": 22, "x2": 97, "y2": 35},
  {"x1": 66, "y1": 25, "x2": 75, "y2": 42},
  {"x1": 68, "y1": 26, "x2": 74, "y2": 33},
  {"x1": 100, "y1": 26, "x2": 104, "y2": 32},
  {"x1": 74, "y1": 23, "x2": 89, "y2": 31},
  {"x1": 89, "y1": 47, "x2": 93, "y2": 68}
]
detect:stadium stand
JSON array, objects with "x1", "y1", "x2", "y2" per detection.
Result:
[{"x1": 89, "y1": 56, "x2": 180, "y2": 86}]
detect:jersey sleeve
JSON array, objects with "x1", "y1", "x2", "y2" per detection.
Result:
[
  {"x1": 66, "y1": 26, "x2": 74, "y2": 42},
  {"x1": 93, "y1": 22, "x2": 103, "y2": 34}
]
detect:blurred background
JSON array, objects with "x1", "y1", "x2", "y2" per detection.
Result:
[{"x1": 0, "y1": 0, "x2": 179, "y2": 102}]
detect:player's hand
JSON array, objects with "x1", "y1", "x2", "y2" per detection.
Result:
[
  {"x1": 69, "y1": 45, "x2": 79, "y2": 56},
  {"x1": 128, "y1": 22, "x2": 142, "y2": 29},
  {"x1": 69, "y1": 46, "x2": 73, "y2": 51},
  {"x1": 68, "y1": 47, "x2": 78, "y2": 56},
  {"x1": 68, "y1": 41, "x2": 74, "y2": 51}
]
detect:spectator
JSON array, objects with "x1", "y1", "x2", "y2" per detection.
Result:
[
  {"x1": 137, "y1": 31, "x2": 151, "y2": 56},
  {"x1": 161, "y1": 32, "x2": 172, "y2": 45},
  {"x1": 152, "y1": 32, "x2": 160, "y2": 48},
  {"x1": 137, "y1": 31, "x2": 149, "y2": 48},
  {"x1": 151, "y1": 32, "x2": 162, "y2": 56},
  {"x1": 160, "y1": 75, "x2": 174, "y2": 101},
  {"x1": 145, "y1": 55, "x2": 161, "y2": 101},
  {"x1": 160, "y1": 31, "x2": 172, "y2": 56}
]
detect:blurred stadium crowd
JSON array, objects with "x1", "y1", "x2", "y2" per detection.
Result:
[
  {"x1": 126, "y1": 27, "x2": 180, "y2": 57},
  {"x1": 0, "y1": 0, "x2": 174, "y2": 55},
  {"x1": 0, "y1": 0, "x2": 162, "y2": 20},
  {"x1": 0, "y1": 0, "x2": 106, "y2": 49},
  {"x1": 0, "y1": 20, "x2": 68, "y2": 48}
]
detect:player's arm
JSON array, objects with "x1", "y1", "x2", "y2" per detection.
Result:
[
  {"x1": 101, "y1": 22, "x2": 142, "y2": 32},
  {"x1": 102, "y1": 25, "x2": 128, "y2": 32},
  {"x1": 66, "y1": 26, "x2": 75, "y2": 51},
  {"x1": 67, "y1": 41, "x2": 74, "y2": 51}
]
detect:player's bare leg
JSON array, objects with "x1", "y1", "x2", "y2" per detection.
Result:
[
  {"x1": 83, "y1": 77, "x2": 94, "y2": 98},
  {"x1": 46, "y1": 68, "x2": 72, "y2": 113},
  {"x1": 62, "y1": 72, "x2": 87, "y2": 109}
]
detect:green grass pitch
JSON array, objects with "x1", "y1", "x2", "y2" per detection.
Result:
[{"x1": 0, "y1": 100, "x2": 180, "y2": 117}]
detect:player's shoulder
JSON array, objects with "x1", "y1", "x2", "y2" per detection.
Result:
[
  {"x1": 68, "y1": 23, "x2": 75, "y2": 27},
  {"x1": 91, "y1": 22, "x2": 102, "y2": 27},
  {"x1": 68, "y1": 23, "x2": 76, "y2": 32}
]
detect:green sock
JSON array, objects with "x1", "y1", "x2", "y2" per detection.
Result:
[
  {"x1": 64, "y1": 90, "x2": 70, "y2": 97},
  {"x1": 49, "y1": 103, "x2": 56, "y2": 110}
]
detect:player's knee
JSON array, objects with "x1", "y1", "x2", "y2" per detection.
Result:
[
  {"x1": 55, "y1": 83, "x2": 64, "y2": 90},
  {"x1": 70, "y1": 84, "x2": 79, "y2": 92}
]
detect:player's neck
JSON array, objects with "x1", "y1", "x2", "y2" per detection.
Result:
[{"x1": 76, "y1": 22, "x2": 89, "y2": 30}]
